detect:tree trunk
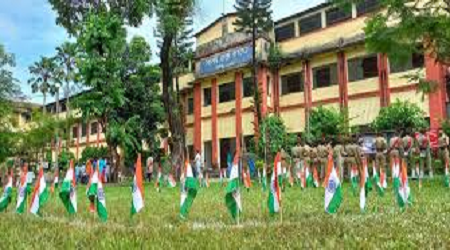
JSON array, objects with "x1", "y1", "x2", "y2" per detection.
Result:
[
  {"x1": 43, "y1": 92, "x2": 47, "y2": 115},
  {"x1": 161, "y1": 34, "x2": 185, "y2": 177},
  {"x1": 252, "y1": 13, "x2": 262, "y2": 152}
]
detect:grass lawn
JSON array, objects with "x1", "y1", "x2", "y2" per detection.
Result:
[{"x1": 1, "y1": 177, "x2": 450, "y2": 249}]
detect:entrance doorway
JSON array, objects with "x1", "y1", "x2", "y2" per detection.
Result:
[
  {"x1": 203, "y1": 141, "x2": 212, "y2": 170},
  {"x1": 220, "y1": 137, "x2": 236, "y2": 170}
]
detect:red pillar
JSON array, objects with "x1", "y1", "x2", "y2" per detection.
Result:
[
  {"x1": 193, "y1": 82, "x2": 202, "y2": 152},
  {"x1": 426, "y1": 55, "x2": 447, "y2": 129},
  {"x1": 303, "y1": 60, "x2": 313, "y2": 130},
  {"x1": 272, "y1": 69, "x2": 280, "y2": 114},
  {"x1": 337, "y1": 52, "x2": 349, "y2": 109},
  {"x1": 258, "y1": 66, "x2": 268, "y2": 116},
  {"x1": 378, "y1": 53, "x2": 391, "y2": 107},
  {"x1": 211, "y1": 78, "x2": 218, "y2": 167},
  {"x1": 235, "y1": 72, "x2": 243, "y2": 153}
]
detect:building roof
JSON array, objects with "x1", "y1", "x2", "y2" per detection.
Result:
[
  {"x1": 194, "y1": 12, "x2": 237, "y2": 38},
  {"x1": 275, "y1": 2, "x2": 331, "y2": 26},
  {"x1": 44, "y1": 89, "x2": 92, "y2": 107}
]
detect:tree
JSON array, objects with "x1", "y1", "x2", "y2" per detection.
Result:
[
  {"x1": 28, "y1": 56, "x2": 61, "y2": 114},
  {"x1": 257, "y1": 115, "x2": 294, "y2": 162},
  {"x1": 155, "y1": 0, "x2": 197, "y2": 169},
  {"x1": 55, "y1": 42, "x2": 79, "y2": 119},
  {"x1": 372, "y1": 100, "x2": 427, "y2": 132},
  {"x1": 330, "y1": 0, "x2": 450, "y2": 93},
  {"x1": 309, "y1": 106, "x2": 348, "y2": 143},
  {"x1": 234, "y1": 0, "x2": 273, "y2": 128}
]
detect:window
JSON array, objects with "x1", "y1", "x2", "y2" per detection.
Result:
[
  {"x1": 243, "y1": 77, "x2": 254, "y2": 98},
  {"x1": 72, "y1": 126, "x2": 78, "y2": 139},
  {"x1": 313, "y1": 64, "x2": 338, "y2": 88},
  {"x1": 219, "y1": 82, "x2": 235, "y2": 103},
  {"x1": 91, "y1": 122, "x2": 98, "y2": 135},
  {"x1": 81, "y1": 123, "x2": 87, "y2": 137},
  {"x1": 348, "y1": 55, "x2": 378, "y2": 82},
  {"x1": 299, "y1": 13, "x2": 322, "y2": 35},
  {"x1": 281, "y1": 72, "x2": 304, "y2": 95},
  {"x1": 61, "y1": 103, "x2": 67, "y2": 112},
  {"x1": 326, "y1": 7, "x2": 351, "y2": 26},
  {"x1": 357, "y1": 0, "x2": 380, "y2": 16},
  {"x1": 203, "y1": 88, "x2": 211, "y2": 107},
  {"x1": 187, "y1": 98, "x2": 194, "y2": 115},
  {"x1": 390, "y1": 53, "x2": 425, "y2": 74},
  {"x1": 275, "y1": 23, "x2": 295, "y2": 42}
]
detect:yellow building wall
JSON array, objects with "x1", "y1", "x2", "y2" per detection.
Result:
[
  {"x1": 389, "y1": 69, "x2": 425, "y2": 89},
  {"x1": 279, "y1": 16, "x2": 367, "y2": 55},
  {"x1": 202, "y1": 119, "x2": 212, "y2": 141},
  {"x1": 186, "y1": 127, "x2": 194, "y2": 145},
  {"x1": 218, "y1": 115, "x2": 236, "y2": 139},
  {"x1": 391, "y1": 91, "x2": 430, "y2": 116},
  {"x1": 348, "y1": 97, "x2": 380, "y2": 126},
  {"x1": 196, "y1": 16, "x2": 237, "y2": 46},
  {"x1": 281, "y1": 108, "x2": 305, "y2": 133},
  {"x1": 242, "y1": 112, "x2": 254, "y2": 136}
]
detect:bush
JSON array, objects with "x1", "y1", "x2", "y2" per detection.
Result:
[
  {"x1": 80, "y1": 146, "x2": 109, "y2": 164},
  {"x1": 372, "y1": 100, "x2": 427, "y2": 132},
  {"x1": 309, "y1": 106, "x2": 348, "y2": 143}
]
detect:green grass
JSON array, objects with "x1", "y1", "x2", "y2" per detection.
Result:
[{"x1": 1, "y1": 177, "x2": 450, "y2": 249}]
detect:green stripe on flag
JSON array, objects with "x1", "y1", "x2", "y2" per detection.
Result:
[
  {"x1": 225, "y1": 178, "x2": 241, "y2": 219},
  {"x1": 180, "y1": 177, "x2": 198, "y2": 219},
  {"x1": 326, "y1": 185, "x2": 342, "y2": 214}
]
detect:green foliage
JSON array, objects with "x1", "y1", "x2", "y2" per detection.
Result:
[
  {"x1": 28, "y1": 56, "x2": 62, "y2": 110},
  {"x1": 267, "y1": 42, "x2": 284, "y2": 71},
  {"x1": 46, "y1": 150, "x2": 53, "y2": 164},
  {"x1": 372, "y1": 100, "x2": 427, "y2": 132},
  {"x1": 234, "y1": 0, "x2": 274, "y2": 35},
  {"x1": 58, "y1": 150, "x2": 75, "y2": 170},
  {"x1": 309, "y1": 106, "x2": 348, "y2": 143},
  {"x1": 80, "y1": 146, "x2": 109, "y2": 164},
  {"x1": 258, "y1": 115, "x2": 292, "y2": 159}
]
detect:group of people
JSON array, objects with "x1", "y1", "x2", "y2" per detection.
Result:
[{"x1": 291, "y1": 128, "x2": 449, "y2": 187}]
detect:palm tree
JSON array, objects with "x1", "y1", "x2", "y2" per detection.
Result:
[
  {"x1": 28, "y1": 56, "x2": 61, "y2": 114},
  {"x1": 55, "y1": 42, "x2": 78, "y2": 118}
]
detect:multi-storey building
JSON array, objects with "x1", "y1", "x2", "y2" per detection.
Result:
[{"x1": 178, "y1": 1, "x2": 448, "y2": 168}]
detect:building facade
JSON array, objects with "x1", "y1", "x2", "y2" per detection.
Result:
[{"x1": 179, "y1": 1, "x2": 448, "y2": 168}]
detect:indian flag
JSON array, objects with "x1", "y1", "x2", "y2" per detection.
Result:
[
  {"x1": 306, "y1": 163, "x2": 313, "y2": 188},
  {"x1": 180, "y1": 161, "x2": 198, "y2": 219},
  {"x1": 51, "y1": 167, "x2": 59, "y2": 194},
  {"x1": 131, "y1": 154, "x2": 144, "y2": 216},
  {"x1": 324, "y1": 155, "x2": 342, "y2": 214},
  {"x1": 363, "y1": 159, "x2": 372, "y2": 195},
  {"x1": 16, "y1": 164, "x2": 28, "y2": 214},
  {"x1": 96, "y1": 177, "x2": 108, "y2": 221},
  {"x1": 287, "y1": 168, "x2": 294, "y2": 187},
  {"x1": 268, "y1": 152, "x2": 282, "y2": 215},
  {"x1": 0, "y1": 169, "x2": 13, "y2": 212},
  {"x1": 373, "y1": 166, "x2": 387, "y2": 197},
  {"x1": 350, "y1": 166, "x2": 359, "y2": 196},
  {"x1": 243, "y1": 169, "x2": 251, "y2": 190},
  {"x1": 59, "y1": 160, "x2": 77, "y2": 214},
  {"x1": 30, "y1": 165, "x2": 50, "y2": 216},
  {"x1": 262, "y1": 167, "x2": 267, "y2": 191},
  {"x1": 300, "y1": 164, "x2": 306, "y2": 189},
  {"x1": 312, "y1": 167, "x2": 319, "y2": 188},
  {"x1": 360, "y1": 164, "x2": 367, "y2": 212},
  {"x1": 392, "y1": 159, "x2": 401, "y2": 191},
  {"x1": 445, "y1": 159, "x2": 449, "y2": 188},
  {"x1": 155, "y1": 167, "x2": 163, "y2": 192},
  {"x1": 225, "y1": 153, "x2": 242, "y2": 220},
  {"x1": 396, "y1": 160, "x2": 412, "y2": 209},
  {"x1": 167, "y1": 174, "x2": 177, "y2": 188}
]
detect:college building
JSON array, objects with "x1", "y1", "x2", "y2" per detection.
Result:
[{"x1": 177, "y1": 0, "x2": 449, "y2": 168}]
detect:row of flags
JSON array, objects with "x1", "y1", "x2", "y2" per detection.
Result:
[{"x1": 2, "y1": 150, "x2": 446, "y2": 222}]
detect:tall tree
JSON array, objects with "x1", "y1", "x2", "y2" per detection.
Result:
[
  {"x1": 28, "y1": 57, "x2": 61, "y2": 114},
  {"x1": 155, "y1": 0, "x2": 197, "y2": 168},
  {"x1": 55, "y1": 42, "x2": 79, "y2": 119},
  {"x1": 234, "y1": 0, "x2": 273, "y2": 128}
]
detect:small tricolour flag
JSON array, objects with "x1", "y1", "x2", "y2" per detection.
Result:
[
  {"x1": 155, "y1": 167, "x2": 163, "y2": 192},
  {"x1": 16, "y1": 164, "x2": 28, "y2": 214},
  {"x1": 51, "y1": 167, "x2": 59, "y2": 194},
  {"x1": 350, "y1": 165, "x2": 359, "y2": 196},
  {"x1": 180, "y1": 160, "x2": 198, "y2": 219},
  {"x1": 30, "y1": 165, "x2": 50, "y2": 216},
  {"x1": 131, "y1": 154, "x2": 144, "y2": 216},
  {"x1": 444, "y1": 159, "x2": 449, "y2": 188},
  {"x1": 305, "y1": 163, "x2": 313, "y2": 188},
  {"x1": 268, "y1": 152, "x2": 282, "y2": 215},
  {"x1": 87, "y1": 167, "x2": 107, "y2": 221},
  {"x1": 243, "y1": 169, "x2": 251, "y2": 190},
  {"x1": 392, "y1": 159, "x2": 401, "y2": 191},
  {"x1": 363, "y1": 159, "x2": 372, "y2": 195},
  {"x1": 324, "y1": 155, "x2": 342, "y2": 214},
  {"x1": 59, "y1": 160, "x2": 77, "y2": 214},
  {"x1": 0, "y1": 169, "x2": 13, "y2": 212},
  {"x1": 225, "y1": 153, "x2": 242, "y2": 220},
  {"x1": 373, "y1": 166, "x2": 387, "y2": 197},
  {"x1": 312, "y1": 167, "x2": 319, "y2": 188},
  {"x1": 396, "y1": 160, "x2": 412, "y2": 209},
  {"x1": 167, "y1": 174, "x2": 177, "y2": 188}
]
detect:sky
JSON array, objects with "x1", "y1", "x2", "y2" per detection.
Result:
[{"x1": 0, "y1": 0, "x2": 324, "y2": 104}]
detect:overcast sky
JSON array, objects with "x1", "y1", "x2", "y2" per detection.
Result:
[{"x1": 0, "y1": 0, "x2": 324, "y2": 104}]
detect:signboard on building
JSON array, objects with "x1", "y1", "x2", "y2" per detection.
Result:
[{"x1": 197, "y1": 44, "x2": 253, "y2": 77}]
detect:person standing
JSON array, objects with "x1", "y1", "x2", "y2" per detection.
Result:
[
  {"x1": 402, "y1": 130, "x2": 415, "y2": 175},
  {"x1": 375, "y1": 132, "x2": 388, "y2": 174},
  {"x1": 291, "y1": 135, "x2": 304, "y2": 183},
  {"x1": 438, "y1": 129, "x2": 449, "y2": 172},
  {"x1": 333, "y1": 135, "x2": 345, "y2": 180},
  {"x1": 318, "y1": 137, "x2": 329, "y2": 181},
  {"x1": 388, "y1": 130, "x2": 403, "y2": 179},
  {"x1": 195, "y1": 150, "x2": 202, "y2": 180},
  {"x1": 146, "y1": 156, "x2": 154, "y2": 182}
]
